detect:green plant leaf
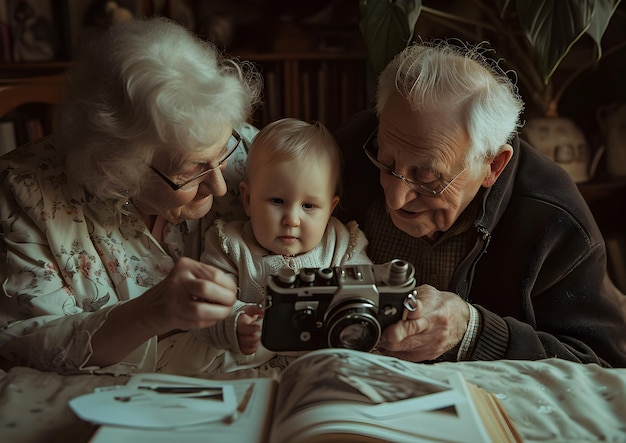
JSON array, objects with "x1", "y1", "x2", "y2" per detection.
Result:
[
  {"x1": 586, "y1": 0, "x2": 622, "y2": 60},
  {"x1": 516, "y1": 0, "x2": 594, "y2": 84},
  {"x1": 359, "y1": 0, "x2": 422, "y2": 75}
]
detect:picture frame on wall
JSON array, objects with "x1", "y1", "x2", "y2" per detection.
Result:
[
  {"x1": 6, "y1": 0, "x2": 62, "y2": 62},
  {"x1": 63, "y1": 0, "x2": 144, "y2": 59}
]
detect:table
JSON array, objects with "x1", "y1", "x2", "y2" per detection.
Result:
[{"x1": 2, "y1": 359, "x2": 625, "y2": 443}]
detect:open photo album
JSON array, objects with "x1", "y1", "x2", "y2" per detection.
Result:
[{"x1": 72, "y1": 348, "x2": 522, "y2": 443}]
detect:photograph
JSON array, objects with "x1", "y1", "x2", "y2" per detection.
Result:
[
  {"x1": 274, "y1": 350, "x2": 455, "y2": 424},
  {"x1": 7, "y1": 0, "x2": 61, "y2": 61}
]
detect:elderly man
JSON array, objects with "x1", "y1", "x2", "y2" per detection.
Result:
[{"x1": 335, "y1": 41, "x2": 626, "y2": 367}]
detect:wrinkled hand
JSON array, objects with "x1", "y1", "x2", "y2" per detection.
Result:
[
  {"x1": 236, "y1": 304, "x2": 264, "y2": 355},
  {"x1": 377, "y1": 284, "x2": 470, "y2": 362},
  {"x1": 143, "y1": 257, "x2": 237, "y2": 336}
]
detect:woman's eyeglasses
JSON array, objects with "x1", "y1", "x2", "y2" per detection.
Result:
[
  {"x1": 362, "y1": 129, "x2": 474, "y2": 197},
  {"x1": 150, "y1": 130, "x2": 242, "y2": 191}
]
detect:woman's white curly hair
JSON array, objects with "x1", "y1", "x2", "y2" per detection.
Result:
[{"x1": 54, "y1": 16, "x2": 262, "y2": 216}]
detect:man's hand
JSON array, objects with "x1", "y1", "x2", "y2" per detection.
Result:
[{"x1": 377, "y1": 284, "x2": 470, "y2": 362}]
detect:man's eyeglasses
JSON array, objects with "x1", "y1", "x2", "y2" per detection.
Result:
[
  {"x1": 150, "y1": 130, "x2": 242, "y2": 191},
  {"x1": 362, "y1": 129, "x2": 474, "y2": 197}
]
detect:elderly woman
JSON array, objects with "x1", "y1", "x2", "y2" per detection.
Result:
[{"x1": 0, "y1": 17, "x2": 262, "y2": 374}]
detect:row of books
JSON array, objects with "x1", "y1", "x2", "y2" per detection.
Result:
[
  {"x1": 252, "y1": 57, "x2": 370, "y2": 131},
  {"x1": 0, "y1": 56, "x2": 370, "y2": 154},
  {"x1": 0, "y1": 109, "x2": 46, "y2": 155}
]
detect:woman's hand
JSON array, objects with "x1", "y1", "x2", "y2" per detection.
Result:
[
  {"x1": 376, "y1": 284, "x2": 470, "y2": 362},
  {"x1": 141, "y1": 257, "x2": 238, "y2": 335},
  {"x1": 89, "y1": 257, "x2": 237, "y2": 367}
]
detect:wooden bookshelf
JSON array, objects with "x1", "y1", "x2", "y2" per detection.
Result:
[
  {"x1": 0, "y1": 68, "x2": 67, "y2": 152},
  {"x1": 0, "y1": 62, "x2": 70, "y2": 79},
  {"x1": 0, "y1": 49, "x2": 369, "y2": 131},
  {"x1": 1, "y1": 0, "x2": 368, "y2": 133},
  {"x1": 236, "y1": 52, "x2": 368, "y2": 130}
]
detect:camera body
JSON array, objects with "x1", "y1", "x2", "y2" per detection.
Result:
[{"x1": 261, "y1": 259, "x2": 416, "y2": 353}]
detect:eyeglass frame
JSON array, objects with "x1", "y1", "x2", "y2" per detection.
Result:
[
  {"x1": 362, "y1": 129, "x2": 477, "y2": 197},
  {"x1": 149, "y1": 130, "x2": 242, "y2": 191}
]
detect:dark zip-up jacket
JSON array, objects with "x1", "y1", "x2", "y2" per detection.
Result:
[{"x1": 335, "y1": 110, "x2": 626, "y2": 368}]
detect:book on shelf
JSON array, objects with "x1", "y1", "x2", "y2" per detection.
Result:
[
  {"x1": 316, "y1": 61, "x2": 328, "y2": 126},
  {"x1": 0, "y1": 0, "x2": 11, "y2": 63},
  {"x1": 1, "y1": 108, "x2": 48, "y2": 150},
  {"x1": 265, "y1": 69, "x2": 281, "y2": 123},
  {"x1": 301, "y1": 69, "x2": 312, "y2": 122},
  {"x1": 75, "y1": 348, "x2": 522, "y2": 443},
  {"x1": 0, "y1": 120, "x2": 17, "y2": 155}
]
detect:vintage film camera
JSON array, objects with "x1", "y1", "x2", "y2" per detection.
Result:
[{"x1": 261, "y1": 259, "x2": 416, "y2": 352}]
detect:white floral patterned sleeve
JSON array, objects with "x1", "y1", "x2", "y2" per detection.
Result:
[{"x1": 0, "y1": 138, "x2": 179, "y2": 373}]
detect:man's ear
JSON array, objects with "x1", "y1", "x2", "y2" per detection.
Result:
[
  {"x1": 239, "y1": 181, "x2": 251, "y2": 217},
  {"x1": 482, "y1": 144, "x2": 513, "y2": 187}
]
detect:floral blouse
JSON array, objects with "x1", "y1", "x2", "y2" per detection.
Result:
[{"x1": 0, "y1": 124, "x2": 257, "y2": 375}]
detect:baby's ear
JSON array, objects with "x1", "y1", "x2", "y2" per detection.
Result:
[
  {"x1": 330, "y1": 194, "x2": 340, "y2": 212},
  {"x1": 239, "y1": 181, "x2": 251, "y2": 216}
]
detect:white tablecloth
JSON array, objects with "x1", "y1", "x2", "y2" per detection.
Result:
[{"x1": 1, "y1": 358, "x2": 625, "y2": 443}]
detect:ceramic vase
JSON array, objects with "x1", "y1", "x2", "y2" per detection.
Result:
[{"x1": 521, "y1": 117, "x2": 592, "y2": 183}]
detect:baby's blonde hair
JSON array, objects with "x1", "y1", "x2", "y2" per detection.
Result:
[{"x1": 246, "y1": 118, "x2": 343, "y2": 196}]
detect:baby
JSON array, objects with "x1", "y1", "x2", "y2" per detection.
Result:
[{"x1": 201, "y1": 117, "x2": 372, "y2": 372}]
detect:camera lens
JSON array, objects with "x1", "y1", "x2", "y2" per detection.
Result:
[
  {"x1": 337, "y1": 322, "x2": 377, "y2": 349},
  {"x1": 325, "y1": 300, "x2": 381, "y2": 352}
]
